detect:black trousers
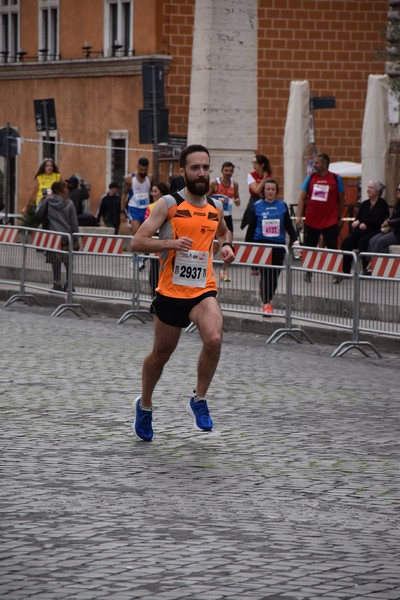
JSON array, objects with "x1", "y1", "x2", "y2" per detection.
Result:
[
  {"x1": 259, "y1": 246, "x2": 286, "y2": 304},
  {"x1": 50, "y1": 253, "x2": 69, "y2": 282},
  {"x1": 303, "y1": 223, "x2": 339, "y2": 249},
  {"x1": 341, "y1": 229, "x2": 377, "y2": 273}
]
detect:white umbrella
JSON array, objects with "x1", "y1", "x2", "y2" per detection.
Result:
[
  {"x1": 361, "y1": 74, "x2": 389, "y2": 196},
  {"x1": 284, "y1": 80, "x2": 309, "y2": 207}
]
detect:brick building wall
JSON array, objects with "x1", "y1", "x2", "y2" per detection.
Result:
[
  {"x1": 258, "y1": 0, "x2": 388, "y2": 199},
  {"x1": 158, "y1": 0, "x2": 388, "y2": 199},
  {"x1": 0, "y1": 0, "x2": 390, "y2": 213},
  {"x1": 161, "y1": 0, "x2": 196, "y2": 141}
]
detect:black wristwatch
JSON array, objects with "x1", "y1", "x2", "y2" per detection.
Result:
[{"x1": 221, "y1": 242, "x2": 234, "y2": 251}]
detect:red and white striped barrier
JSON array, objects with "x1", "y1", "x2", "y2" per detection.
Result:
[
  {"x1": 0, "y1": 228, "x2": 18, "y2": 244},
  {"x1": 31, "y1": 231, "x2": 62, "y2": 250},
  {"x1": 302, "y1": 249, "x2": 343, "y2": 273},
  {"x1": 81, "y1": 236, "x2": 123, "y2": 254},
  {"x1": 233, "y1": 243, "x2": 272, "y2": 265},
  {"x1": 371, "y1": 256, "x2": 400, "y2": 279}
]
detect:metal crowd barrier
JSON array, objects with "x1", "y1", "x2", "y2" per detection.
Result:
[
  {"x1": 287, "y1": 245, "x2": 381, "y2": 358},
  {"x1": 0, "y1": 225, "x2": 88, "y2": 317},
  {"x1": 357, "y1": 251, "x2": 400, "y2": 339},
  {"x1": 1, "y1": 225, "x2": 400, "y2": 357},
  {"x1": 71, "y1": 232, "x2": 148, "y2": 323}
]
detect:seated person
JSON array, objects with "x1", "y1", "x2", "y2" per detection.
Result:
[
  {"x1": 366, "y1": 184, "x2": 400, "y2": 267},
  {"x1": 340, "y1": 180, "x2": 389, "y2": 276}
]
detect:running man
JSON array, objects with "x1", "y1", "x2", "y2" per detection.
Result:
[
  {"x1": 208, "y1": 161, "x2": 240, "y2": 281},
  {"x1": 130, "y1": 144, "x2": 235, "y2": 441},
  {"x1": 122, "y1": 157, "x2": 154, "y2": 235}
]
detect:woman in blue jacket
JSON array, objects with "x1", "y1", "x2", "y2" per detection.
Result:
[{"x1": 247, "y1": 178, "x2": 299, "y2": 316}]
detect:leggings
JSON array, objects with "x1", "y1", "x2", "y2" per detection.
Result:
[{"x1": 259, "y1": 246, "x2": 286, "y2": 304}]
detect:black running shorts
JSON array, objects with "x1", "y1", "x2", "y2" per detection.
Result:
[{"x1": 150, "y1": 291, "x2": 217, "y2": 328}]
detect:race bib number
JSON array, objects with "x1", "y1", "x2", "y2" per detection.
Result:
[
  {"x1": 128, "y1": 192, "x2": 150, "y2": 208},
  {"x1": 172, "y1": 250, "x2": 208, "y2": 287},
  {"x1": 222, "y1": 196, "x2": 233, "y2": 216},
  {"x1": 262, "y1": 218, "x2": 280, "y2": 237},
  {"x1": 311, "y1": 184, "x2": 329, "y2": 202}
]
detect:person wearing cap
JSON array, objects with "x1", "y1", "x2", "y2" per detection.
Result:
[
  {"x1": 96, "y1": 182, "x2": 122, "y2": 234},
  {"x1": 66, "y1": 175, "x2": 89, "y2": 216}
]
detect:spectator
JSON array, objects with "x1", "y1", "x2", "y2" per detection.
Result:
[
  {"x1": 147, "y1": 182, "x2": 169, "y2": 295},
  {"x1": 366, "y1": 184, "x2": 400, "y2": 268},
  {"x1": 22, "y1": 158, "x2": 61, "y2": 214},
  {"x1": 148, "y1": 182, "x2": 169, "y2": 215},
  {"x1": 36, "y1": 180, "x2": 79, "y2": 292},
  {"x1": 296, "y1": 153, "x2": 345, "y2": 282},
  {"x1": 169, "y1": 174, "x2": 185, "y2": 193},
  {"x1": 241, "y1": 154, "x2": 272, "y2": 241},
  {"x1": 96, "y1": 182, "x2": 121, "y2": 234},
  {"x1": 65, "y1": 176, "x2": 89, "y2": 216},
  {"x1": 247, "y1": 178, "x2": 299, "y2": 317},
  {"x1": 338, "y1": 180, "x2": 389, "y2": 280}
]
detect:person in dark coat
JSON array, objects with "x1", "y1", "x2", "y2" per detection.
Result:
[
  {"x1": 96, "y1": 182, "x2": 121, "y2": 234},
  {"x1": 340, "y1": 180, "x2": 389, "y2": 276},
  {"x1": 36, "y1": 180, "x2": 79, "y2": 291},
  {"x1": 66, "y1": 175, "x2": 89, "y2": 216}
]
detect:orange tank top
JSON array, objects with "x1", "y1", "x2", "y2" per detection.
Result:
[{"x1": 156, "y1": 193, "x2": 222, "y2": 299}]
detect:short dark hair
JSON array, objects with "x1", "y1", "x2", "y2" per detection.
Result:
[
  {"x1": 138, "y1": 157, "x2": 149, "y2": 167},
  {"x1": 109, "y1": 182, "x2": 119, "y2": 189},
  {"x1": 222, "y1": 161, "x2": 235, "y2": 170},
  {"x1": 317, "y1": 153, "x2": 330, "y2": 167},
  {"x1": 179, "y1": 144, "x2": 210, "y2": 168},
  {"x1": 261, "y1": 177, "x2": 279, "y2": 197}
]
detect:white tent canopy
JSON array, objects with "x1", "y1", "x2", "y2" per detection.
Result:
[{"x1": 329, "y1": 161, "x2": 361, "y2": 177}]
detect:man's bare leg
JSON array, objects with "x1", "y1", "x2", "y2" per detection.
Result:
[
  {"x1": 130, "y1": 220, "x2": 141, "y2": 236},
  {"x1": 140, "y1": 316, "x2": 181, "y2": 408},
  {"x1": 189, "y1": 296, "x2": 223, "y2": 398}
]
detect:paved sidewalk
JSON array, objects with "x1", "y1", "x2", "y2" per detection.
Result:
[{"x1": 0, "y1": 305, "x2": 399, "y2": 600}]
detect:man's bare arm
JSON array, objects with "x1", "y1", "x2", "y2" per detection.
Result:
[
  {"x1": 131, "y1": 198, "x2": 192, "y2": 254},
  {"x1": 296, "y1": 190, "x2": 307, "y2": 225}
]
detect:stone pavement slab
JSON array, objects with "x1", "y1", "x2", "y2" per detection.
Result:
[{"x1": 0, "y1": 304, "x2": 399, "y2": 599}]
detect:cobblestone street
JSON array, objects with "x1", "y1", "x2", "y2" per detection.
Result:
[{"x1": 1, "y1": 305, "x2": 399, "y2": 599}]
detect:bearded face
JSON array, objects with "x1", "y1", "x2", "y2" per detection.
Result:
[
  {"x1": 181, "y1": 152, "x2": 211, "y2": 197},
  {"x1": 185, "y1": 173, "x2": 210, "y2": 196}
]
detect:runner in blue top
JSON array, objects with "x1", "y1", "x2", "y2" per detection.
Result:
[{"x1": 247, "y1": 178, "x2": 300, "y2": 317}]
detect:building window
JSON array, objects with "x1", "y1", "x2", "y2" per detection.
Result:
[
  {"x1": 107, "y1": 132, "x2": 128, "y2": 188},
  {"x1": 0, "y1": 0, "x2": 19, "y2": 63},
  {"x1": 39, "y1": 131, "x2": 57, "y2": 164},
  {"x1": 39, "y1": 0, "x2": 59, "y2": 61},
  {"x1": 104, "y1": 0, "x2": 133, "y2": 58}
]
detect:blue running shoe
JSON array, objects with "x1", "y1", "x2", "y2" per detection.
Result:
[
  {"x1": 187, "y1": 394, "x2": 213, "y2": 431},
  {"x1": 132, "y1": 396, "x2": 153, "y2": 441}
]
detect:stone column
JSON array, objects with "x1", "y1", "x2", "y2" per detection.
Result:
[{"x1": 187, "y1": 0, "x2": 258, "y2": 237}]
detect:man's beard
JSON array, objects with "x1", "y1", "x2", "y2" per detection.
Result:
[{"x1": 185, "y1": 176, "x2": 210, "y2": 196}]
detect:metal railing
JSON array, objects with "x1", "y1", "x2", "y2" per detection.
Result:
[{"x1": 1, "y1": 225, "x2": 399, "y2": 357}]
